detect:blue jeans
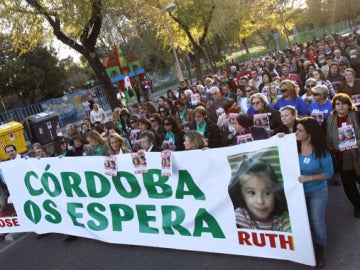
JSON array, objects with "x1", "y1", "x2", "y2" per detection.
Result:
[{"x1": 305, "y1": 187, "x2": 328, "y2": 246}]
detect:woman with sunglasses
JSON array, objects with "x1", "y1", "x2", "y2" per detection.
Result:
[
  {"x1": 301, "y1": 78, "x2": 317, "y2": 106},
  {"x1": 138, "y1": 116, "x2": 162, "y2": 146},
  {"x1": 274, "y1": 80, "x2": 309, "y2": 116},
  {"x1": 248, "y1": 93, "x2": 282, "y2": 136},
  {"x1": 52, "y1": 136, "x2": 74, "y2": 157},
  {"x1": 128, "y1": 115, "x2": 141, "y2": 150},
  {"x1": 149, "y1": 113, "x2": 165, "y2": 142},
  {"x1": 158, "y1": 106, "x2": 169, "y2": 120},
  {"x1": 162, "y1": 115, "x2": 184, "y2": 151},
  {"x1": 309, "y1": 85, "x2": 333, "y2": 124},
  {"x1": 174, "y1": 99, "x2": 193, "y2": 125},
  {"x1": 240, "y1": 85, "x2": 258, "y2": 113}
]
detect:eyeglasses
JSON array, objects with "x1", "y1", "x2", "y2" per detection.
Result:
[
  {"x1": 164, "y1": 122, "x2": 172, "y2": 126},
  {"x1": 280, "y1": 88, "x2": 288, "y2": 93},
  {"x1": 251, "y1": 101, "x2": 262, "y2": 106},
  {"x1": 306, "y1": 84, "x2": 316, "y2": 88}
]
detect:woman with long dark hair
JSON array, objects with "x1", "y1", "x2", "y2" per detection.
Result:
[
  {"x1": 162, "y1": 115, "x2": 184, "y2": 151},
  {"x1": 296, "y1": 117, "x2": 333, "y2": 268}
]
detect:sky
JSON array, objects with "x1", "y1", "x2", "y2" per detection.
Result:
[{"x1": 53, "y1": 39, "x2": 81, "y2": 62}]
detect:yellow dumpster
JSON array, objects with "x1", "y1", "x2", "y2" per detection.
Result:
[{"x1": 0, "y1": 121, "x2": 27, "y2": 161}]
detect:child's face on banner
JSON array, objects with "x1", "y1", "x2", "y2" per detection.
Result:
[{"x1": 241, "y1": 174, "x2": 275, "y2": 220}]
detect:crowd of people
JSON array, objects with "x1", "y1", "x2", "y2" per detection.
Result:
[{"x1": 2, "y1": 29, "x2": 360, "y2": 268}]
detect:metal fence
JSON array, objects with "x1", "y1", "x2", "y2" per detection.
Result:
[{"x1": 0, "y1": 85, "x2": 110, "y2": 140}]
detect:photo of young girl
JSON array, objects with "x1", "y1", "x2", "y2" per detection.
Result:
[
  {"x1": 161, "y1": 150, "x2": 172, "y2": 176},
  {"x1": 131, "y1": 150, "x2": 148, "y2": 174},
  {"x1": 104, "y1": 156, "x2": 117, "y2": 177},
  {"x1": 0, "y1": 180, "x2": 17, "y2": 218},
  {"x1": 228, "y1": 150, "x2": 291, "y2": 232}
]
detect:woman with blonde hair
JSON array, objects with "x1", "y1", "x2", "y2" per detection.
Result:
[
  {"x1": 274, "y1": 80, "x2": 309, "y2": 116},
  {"x1": 183, "y1": 130, "x2": 208, "y2": 150},
  {"x1": 107, "y1": 133, "x2": 132, "y2": 155},
  {"x1": 309, "y1": 85, "x2": 333, "y2": 123},
  {"x1": 86, "y1": 130, "x2": 109, "y2": 156}
]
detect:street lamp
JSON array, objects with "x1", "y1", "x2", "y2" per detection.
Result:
[{"x1": 163, "y1": 3, "x2": 184, "y2": 82}]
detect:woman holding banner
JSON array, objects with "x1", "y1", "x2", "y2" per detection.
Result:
[
  {"x1": 326, "y1": 93, "x2": 360, "y2": 218},
  {"x1": 248, "y1": 93, "x2": 283, "y2": 135},
  {"x1": 296, "y1": 117, "x2": 334, "y2": 269},
  {"x1": 223, "y1": 113, "x2": 269, "y2": 146},
  {"x1": 86, "y1": 130, "x2": 110, "y2": 156}
]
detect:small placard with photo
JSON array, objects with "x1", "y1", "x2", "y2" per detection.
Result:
[
  {"x1": 236, "y1": 133, "x2": 253, "y2": 144},
  {"x1": 131, "y1": 150, "x2": 148, "y2": 174},
  {"x1": 311, "y1": 111, "x2": 324, "y2": 124},
  {"x1": 254, "y1": 113, "x2": 270, "y2": 133},
  {"x1": 161, "y1": 150, "x2": 173, "y2": 176},
  {"x1": 161, "y1": 140, "x2": 176, "y2": 151},
  {"x1": 104, "y1": 156, "x2": 117, "y2": 176},
  {"x1": 338, "y1": 124, "x2": 358, "y2": 152},
  {"x1": 351, "y1": 94, "x2": 360, "y2": 106}
]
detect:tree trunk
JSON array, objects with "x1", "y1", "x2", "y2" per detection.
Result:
[
  {"x1": 83, "y1": 51, "x2": 119, "y2": 110},
  {"x1": 242, "y1": 38, "x2": 250, "y2": 54},
  {"x1": 192, "y1": 45, "x2": 203, "y2": 80}
]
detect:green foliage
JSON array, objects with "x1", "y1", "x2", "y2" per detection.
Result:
[{"x1": 0, "y1": 41, "x2": 65, "y2": 106}]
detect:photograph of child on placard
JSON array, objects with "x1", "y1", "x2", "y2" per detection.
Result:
[
  {"x1": 338, "y1": 125, "x2": 358, "y2": 151},
  {"x1": 131, "y1": 150, "x2": 148, "y2": 174},
  {"x1": 104, "y1": 156, "x2": 117, "y2": 177},
  {"x1": 161, "y1": 150, "x2": 172, "y2": 176},
  {"x1": 236, "y1": 134, "x2": 253, "y2": 144},
  {"x1": 351, "y1": 94, "x2": 360, "y2": 107},
  {"x1": 311, "y1": 111, "x2": 324, "y2": 124},
  {"x1": 227, "y1": 148, "x2": 291, "y2": 232},
  {"x1": 254, "y1": 113, "x2": 270, "y2": 134},
  {"x1": 0, "y1": 173, "x2": 17, "y2": 218}
]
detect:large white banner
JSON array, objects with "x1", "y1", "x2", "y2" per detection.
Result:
[{"x1": 0, "y1": 134, "x2": 315, "y2": 266}]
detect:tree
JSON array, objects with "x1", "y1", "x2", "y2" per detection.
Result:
[
  {"x1": 0, "y1": 0, "x2": 118, "y2": 109},
  {"x1": 0, "y1": 41, "x2": 65, "y2": 106},
  {"x1": 59, "y1": 57, "x2": 96, "y2": 91}
]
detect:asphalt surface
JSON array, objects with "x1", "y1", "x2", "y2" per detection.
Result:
[{"x1": 1, "y1": 181, "x2": 359, "y2": 270}]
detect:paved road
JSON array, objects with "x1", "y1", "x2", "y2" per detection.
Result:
[{"x1": 1, "y1": 182, "x2": 359, "y2": 270}]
